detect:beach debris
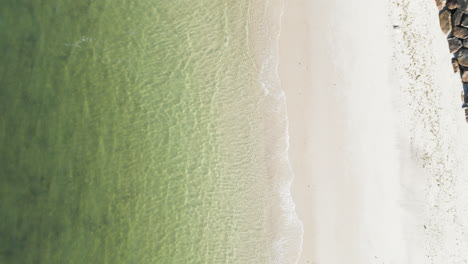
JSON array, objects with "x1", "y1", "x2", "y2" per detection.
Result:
[
  {"x1": 64, "y1": 36, "x2": 95, "y2": 48},
  {"x1": 452, "y1": 58, "x2": 461, "y2": 72},
  {"x1": 440, "y1": 9, "x2": 453, "y2": 34},
  {"x1": 448, "y1": 37, "x2": 463, "y2": 52}
]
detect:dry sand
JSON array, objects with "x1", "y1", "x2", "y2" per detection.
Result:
[
  {"x1": 280, "y1": 1, "x2": 406, "y2": 262},
  {"x1": 279, "y1": 0, "x2": 468, "y2": 263}
]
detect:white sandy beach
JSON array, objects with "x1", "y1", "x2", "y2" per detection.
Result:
[{"x1": 280, "y1": 0, "x2": 468, "y2": 263}]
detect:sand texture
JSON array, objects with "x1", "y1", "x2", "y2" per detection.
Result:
[{"x1": 280, "y1": 0, "x2": 468, "y2": 263}]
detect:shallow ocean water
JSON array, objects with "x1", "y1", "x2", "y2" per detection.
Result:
[{"x1": 0, "y1": 1, "x2": 299, "y2": 263}]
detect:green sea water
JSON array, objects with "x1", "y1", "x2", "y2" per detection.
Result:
[{"x1": 0, "y1": 1, "x2": 292, "y2": 263}]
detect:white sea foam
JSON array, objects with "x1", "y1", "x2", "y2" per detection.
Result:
[{"x1": 252, "y1": 0, "x2": 304, "y2": 263}]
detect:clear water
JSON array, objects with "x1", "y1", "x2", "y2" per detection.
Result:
[{"x1": 0, "y1": 1, "x2": 302, "y2": 263}]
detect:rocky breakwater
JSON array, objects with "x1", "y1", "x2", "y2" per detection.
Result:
[{"x1": 437, "y1": 0, "x2": 468, "y2": 121}]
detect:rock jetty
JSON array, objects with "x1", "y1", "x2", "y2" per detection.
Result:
[{"x1": 437, "y1": 0, "x2": 468, "y2": 121}]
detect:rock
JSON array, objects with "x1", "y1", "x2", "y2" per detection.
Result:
[
  {"x1": 453, "y1": 26, "x2": 468, "y2": 38},
  {"x1": 458, "y1": 0, "x2": 468, "y2": 11},
  {"x1": 463, "y1": 86, "x2": 468, "y2": 102},
  {"x1": 449, "y1": 37, "x2": 463, "y2": 53},
  {"x1": 440, "y1": 9, "x2": 452, "y2": 34},
  {"x1": 453, "y1": 58, "x2": 461, "y2": 72},
  {"x1": 453, "y1": 9, "x2": 464, "y2": 26},
  {"x1": 457, "y1": 48, "x2": 468, "y2": 66},
  {"x1": 462, "y1": 16, "x2": 468, "y2": 27},
  {"x1": 447, "y1": 0, "x2": 458, "y2": 9},
  {"x1": 436, "y1": 0, "x2": 447, "y2": 9},
  {"x1": 463, "y1": 39, "x2": 468, "y2": 47},
  {"x1": 463, "y1": 71, "x2": 468, "y2": 82}
]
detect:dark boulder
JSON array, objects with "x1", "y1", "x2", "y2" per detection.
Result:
[
  {"x1": 457, "y1": 48, "x2": 468, "y2": 66},
  {"x1": 458, "y1": 0, "x2": 468, "y2": 11},
  {"x1": 453, "y1": 26, "x2": 468, "y2": 38},
  {"x1": 453, "y1": 58, "x2": 461, "y2": 72},
  {"x1": 449, "y1": 37, "x2": 463, "y2": 53},
  {"x1": 440, "y1": 8, "x2": 452, "y2": 34},
  {"x1": 453, "y1": 9, "x2": 464, "y2": 26},
  {"x1": 462, "y1": 70, "x2": 468, "y2": 82},
  {"x1": 461, "y1": 16, "x2": 468, "y2": 27},
  {"x1": 447, "y1": 0, "x2": 458, "y2": 9},
  {"x1": 436, "y1": 0, "x2": 447, "y2": 10}
]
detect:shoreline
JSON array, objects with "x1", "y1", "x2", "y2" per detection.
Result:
[
  {"x1": 249, "y1": 0, "x2": 304, "y2": 263},
  {"x1": 278, "y1": 0, "x2": 321, "y2": 262}
]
